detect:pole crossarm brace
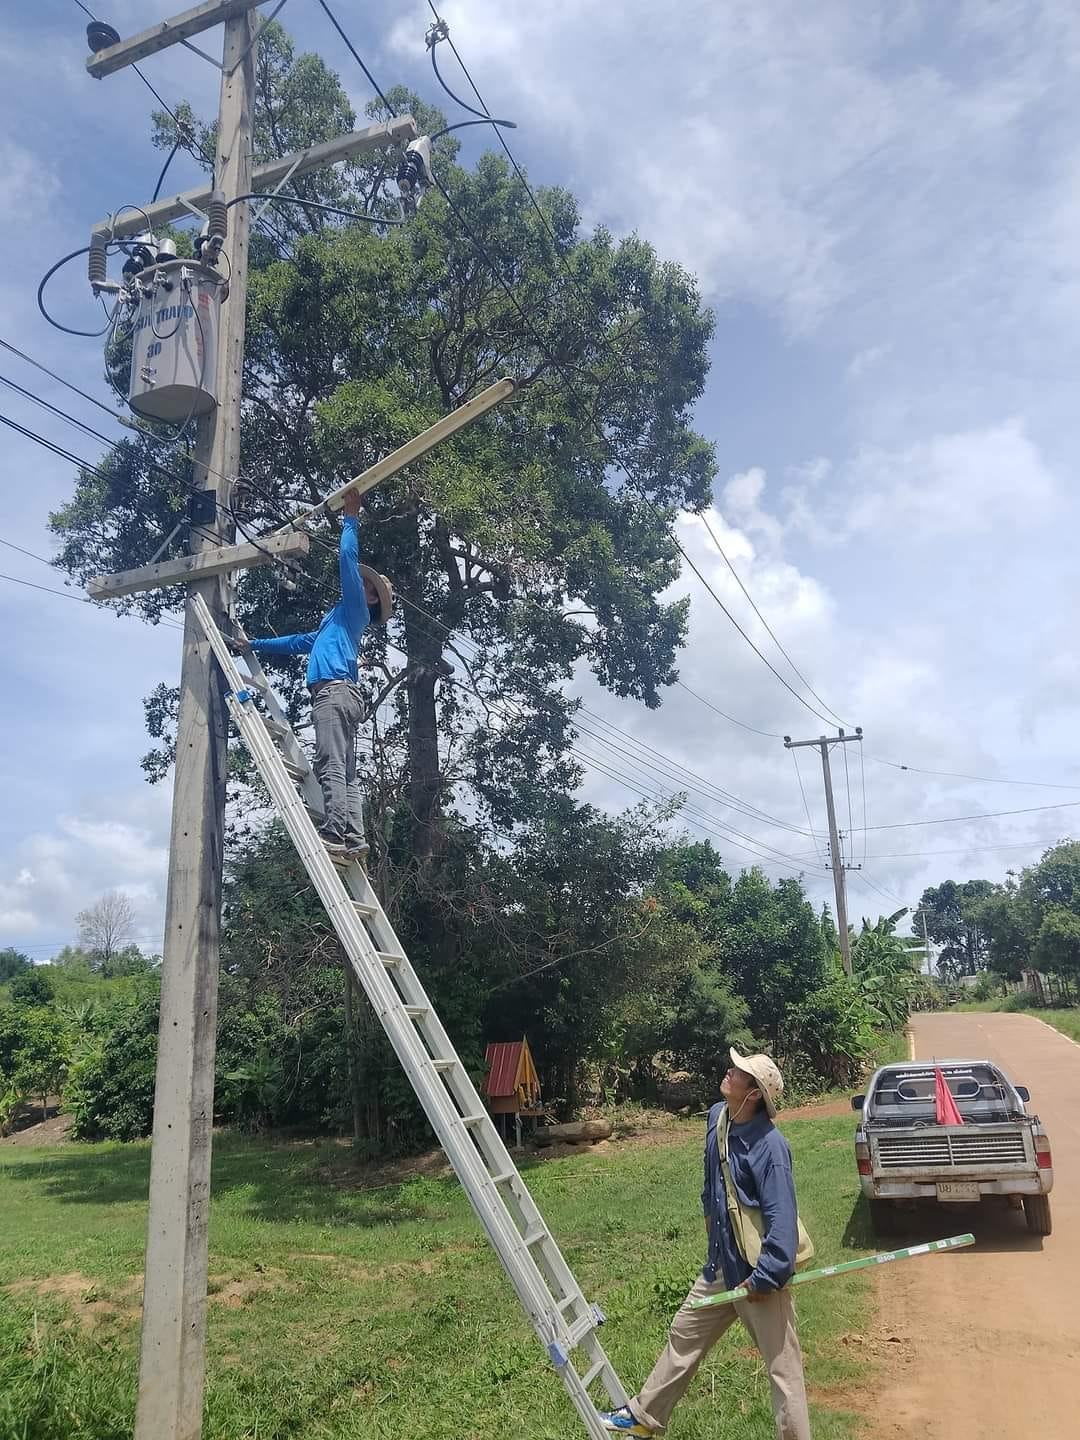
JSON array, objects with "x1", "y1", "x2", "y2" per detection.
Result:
[
  {"x1": 272, "y1": 377, "x2": 518, "y2": 534},
  {"x1": 87, "y1": 531, "x2": 309, "y2": 600},
  {"x1": 86, "y1": 0, "x2": 266, "y2": 77},
  {"x1": 91, "y1": 118, "x2": 419, "y2": 240},
  {"x1": 783, "y1": 729, "x2": 863, "y2": 750}
]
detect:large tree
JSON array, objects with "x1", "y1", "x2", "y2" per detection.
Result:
[
  {"x1": 913, "y1": 879, "x2": 994, "y2": 979},
  {"x1": 49, "y1": 26, "x2": 716, "y2": 893}
]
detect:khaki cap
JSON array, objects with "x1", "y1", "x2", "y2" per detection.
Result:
[
  {"x1": 730, "y1": 1048, "x2": 784, "y2": 1117},
  {"x1": 360, "y1": 565, "x2": 393, "y2": 624}
]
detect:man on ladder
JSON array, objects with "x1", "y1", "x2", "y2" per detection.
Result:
[{"x1": 240, "y1": 491, "x2": 392, "y2": 858}]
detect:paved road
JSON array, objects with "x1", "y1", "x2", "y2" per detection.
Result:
[{"x1": 872, "y1": 1011, "x2": 1080, "y2": 1440}]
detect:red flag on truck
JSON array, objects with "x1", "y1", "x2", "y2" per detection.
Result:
[{"x1": 934, "y1": 1066, "x2": 964, "y2": 1126}]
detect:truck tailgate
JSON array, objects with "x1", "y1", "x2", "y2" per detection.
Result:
[{"x1": 872, "y1": 1125, "x2": 1032, "y2": 1173}]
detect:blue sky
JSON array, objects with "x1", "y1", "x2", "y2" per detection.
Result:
[{"x1": 3, "y1": 0, "x2": 1080, "y2": 957}]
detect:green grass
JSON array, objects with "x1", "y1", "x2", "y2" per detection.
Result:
[
  {"x1": 1025, "y1": 1007, "x2": 1080, "y2": 1043},
  {"x1": 0, "y1": 1117, "x2": 878, "y2": 1440}
]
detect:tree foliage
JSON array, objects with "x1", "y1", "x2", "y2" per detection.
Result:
[
  {"x1": 913, "y1": 879, "x2": 994, "y2": 979},
  {"x1": 49, "y1": 30, "x2": 715, "y2": 882},
  {"x1": 0, "y1": 949, "x2": 31, "y2": 983}
]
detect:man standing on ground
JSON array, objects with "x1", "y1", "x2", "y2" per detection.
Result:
[
  {"x1": 600, "y1": 1049, "x2": 812, "y2": 1439},
  {"x1": 244, "y1": 491, "x2": 392, "y2": 858}
]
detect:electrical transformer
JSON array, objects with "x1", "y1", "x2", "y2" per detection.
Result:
[{"x1": 128, "y1": 258, "x2": 222, "y2": 423}]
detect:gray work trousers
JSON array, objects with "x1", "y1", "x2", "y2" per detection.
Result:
[
  {"x1": 630, "y1": 1275, "x2": 811, "y2": 1438},
  {"x1": 310, "y1": 681, "x2": 365, "y2": 847}
]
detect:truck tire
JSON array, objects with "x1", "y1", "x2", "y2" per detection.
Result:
[
  {"x1": 869, "y1": 1199, "x2": 901, "y2": 1237},
  {"x1": 1022, "y1": 1194, "x2": 1052, "y2": 1236}
]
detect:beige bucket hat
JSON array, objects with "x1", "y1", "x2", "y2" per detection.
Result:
[
  {"x1": 359, "y1": 564, "x2": 393, "y2": 624},
  {"x1": 730, "y1": 1048, "x2": 784, "y2": 1117}
]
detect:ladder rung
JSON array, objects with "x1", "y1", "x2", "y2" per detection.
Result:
[
  {"x1": 557, "y1": 1295, "x2": 578, "y2": 1313},
  {"x1": 460, "y1": 1113, "x2": 487, "y2": 1128},
  {"x1": 404, "y1": 1005, "x2": 429, "y2": 1019},
  {"x1": 352, "y1": 900, "x2": 376, "y2": 917},
  {"x1": 431, "y1": 1059, "x2": 457, "y2": 1072},
  {"x1": 489, "y1": 1169, "x2": 516, "y2": 1185},
  {"x1": 262, "y1": 716, "x2": 291, "y2": 737},
  {"x1": 580, "y1": 1358, "x2": 605, "y2": 1390},
  {"x1": 567, "y1": 1313, "x2": 596, "y2": 1347},
  {"x1": 246, "y1": 675, "x2": 269, "y2": 692},
  {"x1": 377, "y1": 950, "x2": 402, "y2": 967},
  {"x1": 282, "y1": 759, "x2": 309, "y2": 780},
  {"x1": 523, "y1": 1225, "x2": 547, "y2": 1247}
]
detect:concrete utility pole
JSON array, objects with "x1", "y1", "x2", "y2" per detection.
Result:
[
  {"x1": 133, "y1": 12, "x2": 256, "y2": 1437},
  {"x1": 84, "y1": 7, "x2": 419, "y2": 1437},
  {"x1": 785, "y1": 729, "x2": 863, "y2": 978}
]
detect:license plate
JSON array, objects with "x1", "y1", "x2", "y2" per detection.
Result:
[{"x1": 937, "y1": 1181, "x2": 980, "y2": 1202}]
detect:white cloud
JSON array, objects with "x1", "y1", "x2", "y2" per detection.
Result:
[
  {"x1": 847, "y1": 344, "x2": 890, "y2": 380},
  {"x1": 0, "y1": 800, "x2": 170, "y2": 955},
  {"x1": 782, "y1": 419, "x2": 1058, "y2": 545}
]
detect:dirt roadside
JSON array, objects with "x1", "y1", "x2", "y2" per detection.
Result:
[{"x1": 870, "y1": 1011, "x2": 1080, "y2": 1440}]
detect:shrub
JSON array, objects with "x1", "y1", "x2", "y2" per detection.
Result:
[
  {"x1": 1001, "y1": 990, "x2": 1043, "y2": 1013},
  {"x1": 66, "y1": 996, "x2": 159, "y2": 1140}
]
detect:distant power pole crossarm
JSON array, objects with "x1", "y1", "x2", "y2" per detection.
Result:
[{"x1": 784, "y1": 729, "x2": 863, "y2": 977}]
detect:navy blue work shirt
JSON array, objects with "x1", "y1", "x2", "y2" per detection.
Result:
[{"x1": 701, "y1": 1101, "x2": 799, "y2": 1294}]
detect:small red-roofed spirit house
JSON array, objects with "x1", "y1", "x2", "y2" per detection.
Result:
[{"x1": 483, "y1": 1037, "x2": 544, "y2": 1149}]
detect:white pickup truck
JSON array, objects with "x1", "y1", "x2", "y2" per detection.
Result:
[{"x1": 853, "y1": 1059, "x2": 1054, "y2": 1237}]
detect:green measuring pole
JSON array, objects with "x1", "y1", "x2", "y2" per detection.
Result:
[{"x1": 689, "y1": 1232, "x2": 975, "y2": 1309}]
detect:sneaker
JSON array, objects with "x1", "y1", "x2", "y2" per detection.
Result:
[
  {"x1": 318, "y1": 834, "x2": 349, "y2": 857},
  {"x1": 598, "y1": 1408, "x2": 655, "y2": 1436}
]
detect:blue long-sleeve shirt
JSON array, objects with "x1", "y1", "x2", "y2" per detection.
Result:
[
  {"x1": 249, "y1": 516, "x2": 369, "y2": 686},
  {"x1": 701, "y1": 1101, "x2": 799, "y2": 1294}
]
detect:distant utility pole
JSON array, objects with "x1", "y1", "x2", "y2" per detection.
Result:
[
  {"x1": 83, "y1": 6, "x2": 416, "y2": 1437},
  {"x1": 919, "y1": 908, "x2": 933, "y2": 977},
  {"x1": 784, "y1": 729, "x2": 863, "y2": 978}
]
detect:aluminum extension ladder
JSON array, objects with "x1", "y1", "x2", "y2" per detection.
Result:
[{"x1": 192, "y1": 594, "x2": 629, "y2": 1438}]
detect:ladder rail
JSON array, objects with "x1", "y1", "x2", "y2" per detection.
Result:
[
  {"x1": 192, "y1": 596, "x2": 628, "y2": 1435},
  {"x1": 197, "y1": 602, "x2": 563, "y2": 1331},
  {"x1": 357, "y1": 877, "x2": 618, "y2": 1334}
]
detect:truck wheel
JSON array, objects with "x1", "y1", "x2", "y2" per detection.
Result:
[
  {"x1": 1022, "y1": 1194, "x2": 1052, "y2": 1236},
  {"x1": 869, "y1": 1200, "x2": 901, "y2": 1237}
]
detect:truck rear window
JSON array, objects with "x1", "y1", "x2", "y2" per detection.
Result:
[{"x1": 868, "y1": 1064, "x2": 1024, "y2": 1125}]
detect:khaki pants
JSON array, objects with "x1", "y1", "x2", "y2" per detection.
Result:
[{"x1": 630, "y1": 1274, "x2": 811, "y2": 1439}]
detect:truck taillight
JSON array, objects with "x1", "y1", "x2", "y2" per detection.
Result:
[
  {"x1": 1035, "y1": 1134, "x2": 1053, "y2": 1169},
  {"x1": 856, "y1": 1141, "x2": 871, "y2": 1176}
]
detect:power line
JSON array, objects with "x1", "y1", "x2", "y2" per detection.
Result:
[
  {"x1": 865, "y1": 754, "x2": 1080, "y2": 792},
  {"x1": 313, "y1": 0, "x2": 398, "y2": 116},
  {"x1": 0, "y1": 568, "x2": 182, "y2": 632},
  {"x1": 314, "y1": 0, "x2": 845, "y2": 730},
  {"x1": 423, "y1": 0, "x2": 617, "y2": 351},
  {"x1": 673, "y1": 678, "x2": 785, "y2": 739},
  {"x1": 417, "y1": 5, "x2": 847, "y2": 739},
  {"x1": 0, "y1": 382, "x2": 288, "y2": 578},
  {"x1": 865, "y1": 838, "x2": 1071, "y2": 860},
  {"x1": 0, "y1": 336, "x2": 123, "y2": 422},
  {"x1": 853, "y1": 799, "x2": 1080, "y2": 833},
  {"x1": 849, "y1": 869, "x2": 907, "y2": 911},
  {"x1": 790, "y1": 747, "x2": 824, "y2": 863},
  {"x1": 698, "y1": 508, "x2": 847, "y2": 726}
]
